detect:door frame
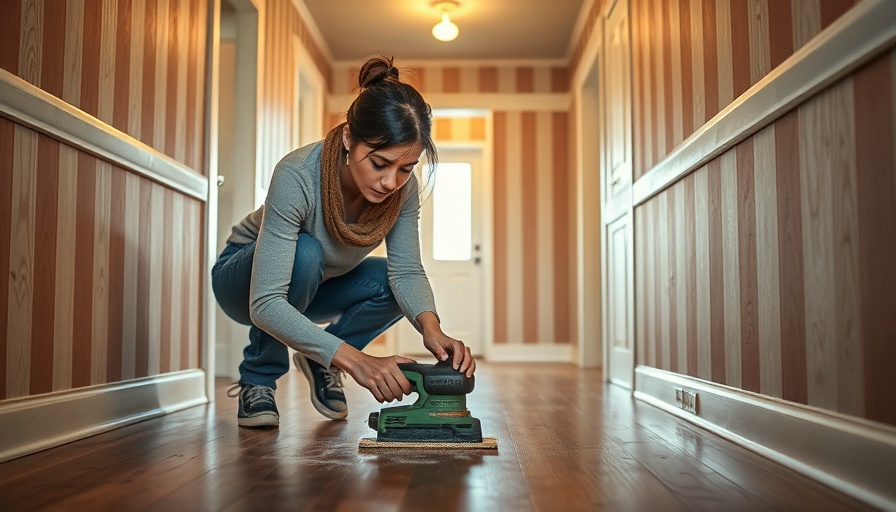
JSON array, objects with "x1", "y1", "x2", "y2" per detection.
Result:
[
  {"x1": 212, "y1": 0, "x2": 260, "y2": 380},
  {"x1": 573, "y1": 24, "x2": 605, "y2": 369}
]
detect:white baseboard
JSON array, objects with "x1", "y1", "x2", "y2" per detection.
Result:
[
  {"x1": 484, "y1": 343, "x2": 575, "y2": 363},
  {"x1": 634, "y1": 366, "x2": 896, "y2": 511},
  {"x1": 0, "y1": 370, "x2": 208, "y2": 463}
]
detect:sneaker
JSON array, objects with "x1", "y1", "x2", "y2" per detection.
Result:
[
  {"x1": 293, "y1": 352, "x2": 348, "y2": 420},
  {"x1": 227, "y1": 383, "x2": 279, "y2": 427}
]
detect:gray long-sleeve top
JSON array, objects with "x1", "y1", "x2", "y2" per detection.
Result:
[{"x1": 226, "y1": 141, "x2": 437, "y2": 368}]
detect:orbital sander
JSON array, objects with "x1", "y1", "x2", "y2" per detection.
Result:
[{"x1": 360, "y1": 360, "x2": 497, "y2": 449}]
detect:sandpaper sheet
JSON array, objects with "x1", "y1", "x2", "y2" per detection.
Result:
[{"x1": 359, "y1": 436, "x2": 498, "y2": 450}]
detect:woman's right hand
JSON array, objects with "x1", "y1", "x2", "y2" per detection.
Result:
[{"x1": 332, "y1": 344, "x2": 416, "y2": 402}]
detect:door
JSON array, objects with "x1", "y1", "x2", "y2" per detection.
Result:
[
  {"x1": 602, "y1": 0, "x2": 635, "y2": 387},
  {"x1": 606, "y1": 214, "x2": 634, "y2": 386},
  {"x1": 395, "y1": 147, "x2": 485, "y2": 357}
]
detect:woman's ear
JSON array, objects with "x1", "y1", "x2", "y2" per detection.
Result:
[{"x1": 342, "y1": 124, "x2": 351, "y2": 152}]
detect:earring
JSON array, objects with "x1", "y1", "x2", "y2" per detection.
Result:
[{"x1": 345, "y1": 148, "x2": 350, "y2": 165}]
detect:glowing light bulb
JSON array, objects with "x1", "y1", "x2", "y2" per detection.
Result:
[{"x1": 432, "y1": 13, "x2": 459, "y2": 42}]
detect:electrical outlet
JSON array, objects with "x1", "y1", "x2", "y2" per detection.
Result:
[{"x1": 675, "y1": 387, "x2": 698, "y2": 414}]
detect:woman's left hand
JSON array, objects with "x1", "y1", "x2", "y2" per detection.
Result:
[{"x1": 416, "y1": 312, "x2": 476, "y2": 377}]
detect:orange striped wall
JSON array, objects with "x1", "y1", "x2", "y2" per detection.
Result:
[
  {"x1": 0, "y1": 0, "x2": 208, "y2": 401},
  {"x1": 631, "y1": 0, "x2": 860, "y2": 179},
  {"x1": 433, "y1": 117, "x2": 487, "y2": 142},
  {"x1": 492, "y1": 111, "x2": 572, "y2": 345},
  {"x1": 632, "y1": 5, "x2": 896, "y2": 426}
]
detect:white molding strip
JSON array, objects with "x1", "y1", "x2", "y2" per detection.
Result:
[
  {"x1": 0, "y1": 69, "x2": 208, "y2": 201},
  {"x1": 289, "y1": 0, "x2": 335, "y2": 64},
  {"x1": 634, "y1": 366, "x2": 896, "y2": 511},
  {"x1": 485, "y1": 343, "x2": 575, "y2": 363},
  {"x1": 0, "y1": 370, "x2": 207, "y2": 464},
  {"x1": 632, "y1": 0, "x2": 896, "y2": 207},
  {"x1": 331, "y1": 58, "x2": 569, "y2": 69},
  {"x1": 328, "y1": 93, "x2": 570, "y2": 115}
]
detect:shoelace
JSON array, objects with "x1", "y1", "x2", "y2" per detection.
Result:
[
  {"x1": 322, "y1": 368, "x2": 344, "y2": 391},
  {"x1": 226, "y1": 383, "x2": 275, "y2": 407}
]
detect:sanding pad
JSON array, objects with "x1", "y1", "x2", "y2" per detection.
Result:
[{"x1": 359, "y1": 436, "x2": 498, "y2": 450}]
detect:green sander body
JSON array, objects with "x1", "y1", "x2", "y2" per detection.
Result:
[{"x1": 367, "y1": 360, "x2": 483, "y2": 443}]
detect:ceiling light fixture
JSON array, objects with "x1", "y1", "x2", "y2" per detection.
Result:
[{"x1": 431, "y1": 1, "x2": 460, "y2": 42}]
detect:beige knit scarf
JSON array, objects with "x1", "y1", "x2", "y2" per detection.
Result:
[{"x1": 320, "y1": 123, "x2": 405, "y2": 247}]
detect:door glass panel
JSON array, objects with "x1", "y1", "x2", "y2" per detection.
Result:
[{"x1": 432, "y1": 162, "x2": 472, "y2": 261}]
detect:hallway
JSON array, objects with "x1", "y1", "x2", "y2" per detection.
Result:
[{"x1": 0, "y1": 362, "x2": 871, "y2": 511}]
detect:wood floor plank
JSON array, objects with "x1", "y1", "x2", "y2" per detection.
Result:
[{"x1": 0, "y1": 361, "x2": 876, "y2": 511}]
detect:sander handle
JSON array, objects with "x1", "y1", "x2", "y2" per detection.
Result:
[{"x1": 398, "y1": 360, "x2": 475, "y2": 395}]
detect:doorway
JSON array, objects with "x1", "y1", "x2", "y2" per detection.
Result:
[
  {"x1": 394, "y1": 146, "x2": 488, "y2": 358},
  {"x1": 215, "y1": 0, "x2": 258, "y2": 379}
]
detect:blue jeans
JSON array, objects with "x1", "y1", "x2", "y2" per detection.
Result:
[{"x1": 211, "y1": 234, "x2": 404, "y2": 388}]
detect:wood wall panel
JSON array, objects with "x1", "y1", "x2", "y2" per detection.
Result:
[{"x1": 634, "y1": 49, "x2": 896, "y2": 427}]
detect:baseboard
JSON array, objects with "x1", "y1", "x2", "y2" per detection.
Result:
[
  {"x1": 484, "y1": 343, "x2": 575, "y2": 363},
  {"x1": 634, "y1": 366, "x2": 896, "y2": 510},
  {"x1": 0, "y1": 370, "x2": 208, "y2": 463}
]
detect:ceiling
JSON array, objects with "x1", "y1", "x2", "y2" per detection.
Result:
[{"x1": 301, "y1": 0, "x2": 588, "y2": 63}]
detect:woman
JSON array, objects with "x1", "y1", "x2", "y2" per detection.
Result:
[{"x1": 212, "y1": 56, "x2": 476, "y2": 428}]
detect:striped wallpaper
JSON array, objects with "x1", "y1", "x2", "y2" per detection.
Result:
[
  {"x1": 0, "y1": 0, "x2": 210, "y2": 173},
  {"x1": 631, "y1": 0, "x2": 860, "y2": 180},
  {"x1": 256, "y1": 0, "x2": 333, "y2": 181},
  {"x1": 492, "y1": 112, "x2": 572, "y2": 345},
  {"x1": 1, "y1": 118, "x2": 205, "y2": 400},
  {"x1": 634, "y1": 47, "x2": 896, "y2": 426},
  {"x1": 0, "y1": 0, "x2": 209, "y2": 400},
  {"x1": 433, "y1": 117, "x2": 487, "y2": 142}
]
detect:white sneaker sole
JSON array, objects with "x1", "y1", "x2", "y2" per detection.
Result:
[
  {"x1": 237, "y1": 412, "x2": 279, "y2": 428},
  {"x1": 293, "y1": 352, "x2": 348, "y2": 421}
]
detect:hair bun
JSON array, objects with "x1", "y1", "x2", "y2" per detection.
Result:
[{"x1": 358, "y1": 55, "x2": 400, "y2": 89}]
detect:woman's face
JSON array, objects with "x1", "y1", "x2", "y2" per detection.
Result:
[{"x1": 343, "y1": 130, "x2": 422, "y2": 204}]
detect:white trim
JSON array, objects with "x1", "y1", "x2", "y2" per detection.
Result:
[
  {"x1": 0, "y1": 69, "x2": 208, "y2": 201},
  {"x1": 634, "y1": 366, "x2": 896, "y2": 511},
  {"x1": 203, "y1": 0, "x2": 222, "y2": 399},
  {"x1": 328, "y1": 93, "x2": 569, "y2": 116},
  {"x1": 573, "y1": 19, "x2": 604, "y2": 369},
  {"x1": 570, "y1": 2, "x2": 604, "y2": 92},
  {"x1": 289, "y1": 0, "x2": 335, "y2": 63},
  {"x1": 485, "y1": 344, "x2": 575, "y2": 363},
  {"x1": 0, "y1": 370, "x2": 208, "y2": 464},
  {"x1": 565, "y1": 0, "x2": 597, "y2": 63},
  {"x1": 331, "y1": 58, "x2": 569, "y2": 69},
  {"x1": 632, "y1": 0, "x2": 896, "y2": 207}
]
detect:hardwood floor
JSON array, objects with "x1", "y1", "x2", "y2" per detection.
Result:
[{"x1": 0, "y1": 362, "x2": 874, "y2": 511}]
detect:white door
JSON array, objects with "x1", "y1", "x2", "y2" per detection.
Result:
[
  {"x1": 395, "y1": 147, "x2": 485, "y2": 358},
  {"x1": 606, "y1": 215, "x2": 634, "y2": 386}
]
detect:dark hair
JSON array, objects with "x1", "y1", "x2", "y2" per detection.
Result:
[{"x1": 345, "y1": 55, "x2": 437, "y2": 183}]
